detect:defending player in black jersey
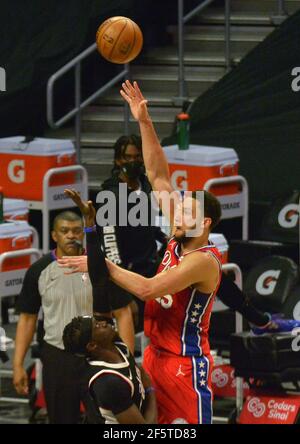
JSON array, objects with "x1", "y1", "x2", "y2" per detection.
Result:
[{"x1": 62, "y1": 189, "x2": 157, "y2": 424}]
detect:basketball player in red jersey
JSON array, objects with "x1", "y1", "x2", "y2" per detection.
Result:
[
  {"x1": 117, "y1": 81, "x2": 222, "y2": 425},
  {"x1": 59, "y1": 81, "x2": 222, "y2": 424}
]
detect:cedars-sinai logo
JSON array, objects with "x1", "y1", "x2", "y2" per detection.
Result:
[{"x1": 0, "y1": 67, "x2": 6, "y2": 92}]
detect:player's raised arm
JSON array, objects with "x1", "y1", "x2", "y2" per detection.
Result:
[
  {"x1": 120, "y1": 80, "x2": 179, "y2": 228},
  {"x1": 120, "y1": 80, "x2": 170, "y2": 188}
]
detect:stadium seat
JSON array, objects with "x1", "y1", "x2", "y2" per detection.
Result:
[
  {"x1": 229, "y1": 190, "x2": 299, "y2": 271},
  {"x1": 244, "y1": 255, "x2": 299, "y2": 313}
]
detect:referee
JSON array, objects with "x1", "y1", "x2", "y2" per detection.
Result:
[{"x1": 13, "y1": 210, "x2": 134, "y2": 424}]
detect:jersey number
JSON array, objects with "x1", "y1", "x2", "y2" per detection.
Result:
[{"x1": 155, "y1": 294, "x2": 173, "y2": 309}]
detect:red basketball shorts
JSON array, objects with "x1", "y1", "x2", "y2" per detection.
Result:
[{"x1": 143, "y1": 345, "x2": 214, "y2": 424}]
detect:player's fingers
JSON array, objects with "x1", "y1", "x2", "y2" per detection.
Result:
[
  {"x1": 70, "y1": 189, "x2": 81, "y2": 202},
  {"x1": 71, "y1": 188, "x2": 81, "y2": 197},
  {"x1": 61, "y1": 256, "x2": 87, "y2": 263},
  {"x1": 14, "y1": 375, "x2": 28, "y2": 395},
  {"x1": 64, "y1": 189, "x2": 80, "y2": 204},
  {"x1": 58, "y1": 259, "x2": 80, "y2": 267},
  {"x1": 61, "y1": 256, "x2": 81, "y2": 260},
  {"x1": 57, "y1": 259, "x2": 67, "y2": 265},
  {"x1": 58, "y1": 260, "x2": 81, "y2": 268},
  {"x1": 57, "y1": 259, "x2": 78, "y2": 267},
  {"x1": 122, "y1": 82, "x2": 132, "y2": 97},
  {"x1": 120, "y1": 89, "x2": 131, "y2": 104},
  {"x1": 57, "y1": 257, "x2": 71, "y2": 263},
  {"x1": 58, "y1": 263, "x2": 73, "y2": 270},
  {"x1": 125, "y1": 79, "x2": 135, "y2": 94}
]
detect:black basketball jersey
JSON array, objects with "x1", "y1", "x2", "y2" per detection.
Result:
[{"x1": 86, "y1": 341, "x2": 145, "y2": 424}]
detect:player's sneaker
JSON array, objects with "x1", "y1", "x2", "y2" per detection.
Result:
[{"x1": 252, "y1": 314, "x2": 300, "y2": 335}]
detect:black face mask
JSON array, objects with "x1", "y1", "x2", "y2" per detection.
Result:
[{"x1": 121, "y1": 161, "x2": 144, "y2": 179}]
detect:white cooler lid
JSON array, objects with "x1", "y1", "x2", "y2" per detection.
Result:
[
  {"x1": 0, "y1": 221, "x2": 32, "y2": 239},
  {"x1": 209, "y1": 233, "x2": 229, "y2": 252},
  {"x1": 163, "y1": 144, "x2": 238, "y2": 166},
  {"x1": 0, "y1": 136, "x2": 75, "y2": 156},
  {"x1": 4, "y1": 198, "x2": 29, "y2": 214}
]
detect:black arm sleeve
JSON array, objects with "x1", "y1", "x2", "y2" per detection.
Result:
[
  {"x1": 98, "y1": 224, "x2": 124, "y2": 267},
  {"x1": 97, "y1": 225, "x2": 133, "y2": 311},
  {"x1": 91, "y1": 374, "x2": 133, "y2": 415},
  {"x1": 86, "y1": 230, "x2": 110, "y2": 313},
  {"x1": 218, "y1": 272, "x2": 269, "y2": 326}
]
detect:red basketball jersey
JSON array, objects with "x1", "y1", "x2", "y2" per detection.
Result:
[{"x1": 144, "y1": 238, "x2": 222, "y2": 357}]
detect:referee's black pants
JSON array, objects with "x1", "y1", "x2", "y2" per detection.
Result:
[{"x1": 40, "y1": 341, "x2": 100, "y2": 424}]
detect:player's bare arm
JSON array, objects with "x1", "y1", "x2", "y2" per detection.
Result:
[
  {"x1": 58, "y1": 252, "x2": 219, "y2": 299},
  {"x1": 120, "y1": 80, "x2": 179, "y2": 228},
  {"x1": 105, "y1": 251, "x2": 220, "y2": 301}
]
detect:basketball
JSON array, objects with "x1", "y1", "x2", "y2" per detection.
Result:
[{"x1": 96, "y1": 16, "x2": 143, "y2": 64}]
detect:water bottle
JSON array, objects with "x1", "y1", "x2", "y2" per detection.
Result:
[
  {"x1": 176, "y1": 112, "x2": 190, "y2": 150},
  {"x1": 0, "y1": 187, "x2": 3, "y2": 223}
]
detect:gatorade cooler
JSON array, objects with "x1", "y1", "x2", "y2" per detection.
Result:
[
  {"x1": 209, "y1": 233, "x2": 229, "y2": 264},
  {"x1": 4, "y1": 198, "x2": 29, "y2": 221},
  {"x1": 0, "y1": 137, "x2": 76, "y2": 200},
  {"x1": 0, "y1": 221, "x2": 32, "y2": 271},
  {"x1": 163, "y1": 144, "x2": 239, "y2": 195}
]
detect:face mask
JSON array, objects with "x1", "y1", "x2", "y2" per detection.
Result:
[{"x1": 121, "y1": 161, "x2": 144, "y2": 179}]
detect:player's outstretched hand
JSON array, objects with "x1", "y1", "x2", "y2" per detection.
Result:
[
  {"x1": 64, "y1": 188, "x2": 96, "y2": 227},
  {"x1": 57, "y1": 256, "x2": 88, "y2": 274},
  {"x1": 120, "y1": 80, "x2": 149, "y2": 122}
]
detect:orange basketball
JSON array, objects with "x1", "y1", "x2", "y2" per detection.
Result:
[{"x1": 96, "y1": 16, "x2": 143, "y2": 64}]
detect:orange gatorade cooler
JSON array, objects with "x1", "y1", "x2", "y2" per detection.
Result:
[
  {"x1": 0, "y1": 137, "x2": 76, "y2": 200},
  {"x1": 163, "y1": 144, "x2": 246, "y2": 220},
  {"x1": 209, "y1": 233, "x2": 229, "y2": 264},
  {"x1": 4, "y1": 198, "x2": 29, "y2": 221},
  {"x1": 163, "y1": 144, "x2": 239, "y2": 195},
  {"x1": 0, "y1": 221, "x2": 33, "y2": 271}
]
